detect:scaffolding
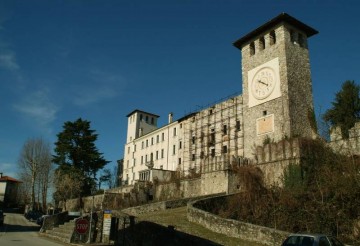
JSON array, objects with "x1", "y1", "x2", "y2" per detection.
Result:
[{"x1": 179, "y1": 93, "x2": 245, "y2": 177}]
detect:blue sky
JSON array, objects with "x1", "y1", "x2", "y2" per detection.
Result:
[{"x1": 0, "y1": 0, "x2": 359, "y2": 180}]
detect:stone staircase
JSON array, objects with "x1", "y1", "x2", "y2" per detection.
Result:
[{"x1": 43, "y1": 219, "x2": 76, "y2": 244}]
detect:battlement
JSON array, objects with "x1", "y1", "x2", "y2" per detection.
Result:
[
  {"x1": 255, "y1": 138, "x2": 301, "y2": 164},
  {"x1": 329, "y1": 122, "x2": 360, "y2": 156}
]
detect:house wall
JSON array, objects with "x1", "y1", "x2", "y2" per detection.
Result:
[{"x1": 0, "y1": 183, "x2": 6, "y2": 202}]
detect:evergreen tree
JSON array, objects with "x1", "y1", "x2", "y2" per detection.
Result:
[
  {"x1": 323, "y1": 80, "x2": 360, "y2": 138},
  {"x1": 53, "y1": 118, "x2": 109, "y2": 196}
]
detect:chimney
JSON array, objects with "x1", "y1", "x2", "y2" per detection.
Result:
[{"x1": 168, "y1": 113, "x2": 173, "y2": 124}]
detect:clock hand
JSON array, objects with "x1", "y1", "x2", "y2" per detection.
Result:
[{"x1": 257, "y1": 79, "x2": 268, "y2": 86}]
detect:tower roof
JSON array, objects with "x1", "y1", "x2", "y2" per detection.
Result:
[
  {"x1": 233, "y1": 12, "x2": 318, "y2": 49},
  {"x1": 126, "y1": 109, "x2": 160, "y2": 118}
]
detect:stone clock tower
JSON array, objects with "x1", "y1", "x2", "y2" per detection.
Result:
[{"x1": 234, "y1": 13, "x2": 318, "y2": 158}]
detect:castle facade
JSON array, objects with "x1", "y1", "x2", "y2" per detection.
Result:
[{"x1": 122, "y1": 13, "x2": 318, "y2": 185}]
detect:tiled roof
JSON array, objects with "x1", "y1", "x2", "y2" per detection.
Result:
[{"x1": 0, "y1": 176, "x2": 22, "y2": 183}]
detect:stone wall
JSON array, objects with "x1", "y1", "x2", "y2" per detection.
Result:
[
  {"x1": 329, "y1": 122, "x2": 360, "y2": 156},
  {"x1": 254, "y1": 138, "x2": 301, "y2": 186},
  {"x1": 187, "y1": 195, "x2": 289, "y2": 246},
  {"x1": 122, "y1": 193, "x2": 225, "y2": 217},
  {"x1": 63, "y1": 182, "x2": 151, "y2": 213}
]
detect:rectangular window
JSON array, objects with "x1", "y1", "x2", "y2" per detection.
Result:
[
  {"x1": 141, "y1": 156, "x2": 143, "y2": 164},
  {"x1": 127, "y1": 146, "x2": 130, "y2": 154},
  {"x1": 146, "y1": 140, "x2": 148, "y2": 147},
  {"x1": 145, "y1": 155, "x2": 148, "y2": 162},
  {"x1": 210, "y1": 132, "x2": 215, "y2": 145},
  {"x1": 192, "y1": 154, "x2": 195, "y2": 161},
  {"x1": 200, "y1": 151, "x2": 204, "y2": 159},
  {"x1": 211, "y1": 148, "x2": 215, "y2": 157},
  {"x1": 142, "y1": 141, "x2": 144, "y2": 149},
  {"x1": 236, "y1": 120, "x2": 241, "y2": 131},
  {"x1": 157, "y1": 135, "x2": 159, "y2": 143},
  {"x1": 192, "y1": 136, "x2": 195, "y2": 144},
  {"x1": 173, "y1": 145, "x2": 176, "y2": 155},
  {"x1": 156, "y1": 151, "x2": 159, "y2": 160},
  {"x1": 179, "y1": 141, "x2": 182, "y2": 149},
  {"x1": 223, "y1": 145, "x2": 228, "y2": 154},
  {"x1": 173, "y1": 127, "x2": 177, "y2": 136},
  {"x1": 162, "y1": 133, "x2": 165, "y2": 141},
  {"x1": 151, "y1": 137, "x2": 154, "y2": 145},
  {"x1": 178, "y1": 158, "x2": 181, "y2": 164},
  {"x1": 161, "y1": 149, "x2": 164, "y2": 158},
  {"x1": 223, "y1": 125, "x2": 227, "y2": 135}
]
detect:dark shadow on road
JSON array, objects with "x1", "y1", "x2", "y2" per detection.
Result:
[
  {"x1": 115, "y1": 221, "x2": 221, "y2": 246},
  {"x1": 0, "y1": 223, "x2": 40, "y2": 233}
]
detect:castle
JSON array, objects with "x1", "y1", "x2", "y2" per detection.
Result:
[{"x1": 122, "y1": 13, "x2": 319, "y2": 189}]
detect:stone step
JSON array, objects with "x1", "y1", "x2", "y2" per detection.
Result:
[
  {"x1": 44, "y1": 231, "x2": 71, "y2": 244},
  {"x1": 43, "y1": 220, "x2": 76, "y2": 244},
  {"x1": 58, "y1": 223, "x2": 75, "y2": 230},
  {"x1": 53, "y1": 226, "x2": 74, "y2": 234},
  {"x1": 47, "y1": 228, "x2": 72, "y2": 237}
]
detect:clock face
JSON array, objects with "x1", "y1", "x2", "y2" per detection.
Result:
[{"x1": 251, "y1": 67, "x2": 277, "y2": 100}]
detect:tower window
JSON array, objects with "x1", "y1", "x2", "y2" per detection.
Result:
[
  {"x1": 192, "y1": 154, "x2": 195, "y2": 161},
  {"x1": 298, "y1": 33, "x2": 305, "y2": 48},
  {"x1": 178, "y1": 158, "x2": 181, "y2": 164},
  {"x1": 259, "y1": 36, "x2": 265, "y2": 50},
  {"x1": 250, "y1": 42, "x2": 255, "y2": 56},
  {"x1": 270, "y1": 30, "x2": 276, "y2": 45},
  {"x1": 290, "y1": 29, "x2": 296, "y2": 44}
]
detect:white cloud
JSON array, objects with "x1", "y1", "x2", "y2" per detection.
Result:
[
  {"x1": 73, "y1": 86, "x2": 117, "y2": 106},
  {"x1": 72, "y1": 70, "x2": 126, "y2": 107},
  {"x1": 13, "y1": 89, "x2": 58, "y2": 128},
  {"x1": 0, "y1": 50, "x2": 19, "y2": 71}
]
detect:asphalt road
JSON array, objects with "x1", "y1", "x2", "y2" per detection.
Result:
[{"x1": 0, "y1": 211, "x2": 66, "y2": 246}]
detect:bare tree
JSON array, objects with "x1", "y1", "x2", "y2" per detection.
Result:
[
  {"x1": 53, "y1": 170, "x2": 82, "y2": 210},
  {"x1": 18, "y1": 138, "x2": 52, "y2": 211}
]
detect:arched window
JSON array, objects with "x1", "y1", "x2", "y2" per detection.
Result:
[
  {"x1": 270, "y1": 30, "x2": 276, "y2": 45},
  {"x1": 259, "y1": 36, "x2": 265, "y2": 50},
  {"x1": 250, "y1": 42, "x2": 255, "y2": 56}
]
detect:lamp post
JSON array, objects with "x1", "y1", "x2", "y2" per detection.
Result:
[{"x1": 87, "y1": 188, "x2": 95, "y2": 244}]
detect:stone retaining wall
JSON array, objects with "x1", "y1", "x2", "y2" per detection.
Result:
[
  {"x1": 187, "y1": 195, "x2": 289, "y2": 246},
  {"x1": 122, "y1": 193, "x2": 225, "y2": 216}
]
